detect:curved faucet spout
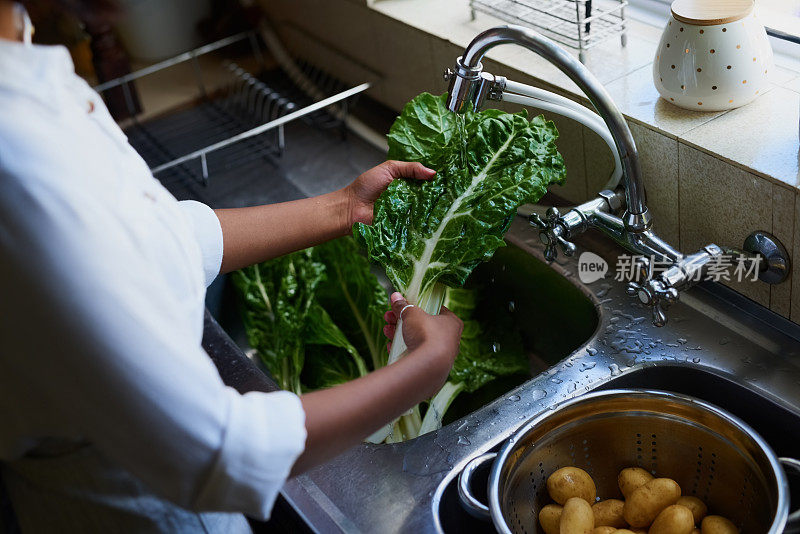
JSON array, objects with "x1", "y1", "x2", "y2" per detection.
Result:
[{"x1": 447, "y1": 25, "x2": 649, "y2": 229}]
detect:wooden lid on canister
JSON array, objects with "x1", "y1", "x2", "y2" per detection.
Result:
[{"x1": 671, "y1": 0, "x2": 754, "y2": 25}]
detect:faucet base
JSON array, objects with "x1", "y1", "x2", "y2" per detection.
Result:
[{"x1": 743, "y1": 231, "x2": 791, "y2": 284}]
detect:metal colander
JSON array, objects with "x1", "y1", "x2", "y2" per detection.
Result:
[{"x1": 458, "y1": 389, "x2": 799, "y2": 533}]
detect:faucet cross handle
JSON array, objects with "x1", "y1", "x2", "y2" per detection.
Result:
[
  {"x1": 529, "y1": 207, "x2": 576, "y2": 262},
  {"x1": 625, "y1": 257, "x2": 679, "y2": 327}
]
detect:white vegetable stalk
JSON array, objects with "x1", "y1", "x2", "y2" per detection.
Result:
[
  {"x1": 388, "y1": 282, "x2": 447, "y2": 364},
  {"x1": 419, "y1": 381, "x2": 465, "y2": 435}
]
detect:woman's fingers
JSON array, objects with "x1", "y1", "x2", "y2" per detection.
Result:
[
  {"x1": 385, "y1": 160, "x2": 436, "y2": 181},
  {"x1": 383, "y1": 324, "x2": 396, "y2": 339},
  {"x1": 384, "y1": 310, "x2": 396, "y2": 324}
]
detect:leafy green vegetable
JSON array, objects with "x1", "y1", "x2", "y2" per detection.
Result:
[
  {"x1": 354, "y1": 93, "x2": 565, "y2": 363},
  {"x1": 233, "y1": 249, "x2": 326, "y2": 394},
  {"x1": 303, "y1": 303, "x2": 367, "y2": 381},
  {"x1": 313, "y1": 238, "x2": 390, "y2": 370},
  {"x1": 234, "y1": 238, "x2": 385, "y2": 395}
]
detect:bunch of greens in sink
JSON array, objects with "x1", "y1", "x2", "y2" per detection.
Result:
[
  {"x1": 234, "y1": 237, "x2": 387, "y2": 395},
  {"x1": 234, "y1": 238, "x2": 529, "y2": 442}
]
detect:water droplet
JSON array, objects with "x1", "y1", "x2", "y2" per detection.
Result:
[
  {"x1": 507, "y1": 300, "x2": 516, "y2": 312},
  {"x1": 609, "y1": 363, "x2": 622, "y2": 376},
  {"x1": 550, "y1": 377, "x2": 563, "y2": 384},
  {"x1": 579, "y1": 361, "x2": 597, "y2": 371},
  {"x1": 457, "y1": 435, "x2": 471, "y2": 445},
  {"x1": 507, "y1": 394, "x2": 521, "y2": 402},
  {"x1": 531, "y1": 389, "x2": 548, "y2": 401},
  {"x1": 587, "y1": 347, "x2": 598, "y2": 356},
  {"x1": 596, "y1": 283, "x2": 612, "y2": 298},
  {"x1": 677, "y1": 338, "x2": 688, "y2": 345},
  {"x1": 692, "y1": 357, "x2": 701, "y2": 363}
]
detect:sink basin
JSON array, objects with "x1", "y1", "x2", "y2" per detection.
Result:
[
  {"x1": 212, "y1": 240, "x2": 598, "y2": 429},
  {"x1": 444, "y1": 243, "x2": 598, "y2": 424}
]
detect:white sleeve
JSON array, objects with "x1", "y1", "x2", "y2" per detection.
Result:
[
  {"x1": 178, "y1": 200, "x2": 224, "y2": 287},
  {"x1": 0, "y1": 177, "x2": 305, "y2": 519}
]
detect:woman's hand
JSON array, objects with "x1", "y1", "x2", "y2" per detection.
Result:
[
  {"x1": 383, "y1": 292, "x2": 462, "y2": 390},
  {"x1": 345, "y1": 161, "x2": 435, "y2": 226},
  {"x1": 293, "y1": 290, "x2": 461, "y2": 475}
]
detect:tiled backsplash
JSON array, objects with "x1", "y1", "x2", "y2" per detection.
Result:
[{"x1": 260, "y1": 0, "x2": 800, "y2": 323}]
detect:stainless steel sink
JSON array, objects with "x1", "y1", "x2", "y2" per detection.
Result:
[{"x1": 275, "y1": 216, "x2": 800, "y2": 534}]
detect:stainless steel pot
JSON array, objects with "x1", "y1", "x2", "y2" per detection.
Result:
[{"x1": 458, "y1": 389, "x2": 800, "y2": 533}]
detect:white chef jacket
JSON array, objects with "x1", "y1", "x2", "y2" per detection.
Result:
[{"x1": 0, "y1": 38, "x2": 306, "y2": 529}]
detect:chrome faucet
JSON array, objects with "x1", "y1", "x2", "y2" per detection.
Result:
[{"x1": 445, "y1": 24, "x2": 790, "y2": 326}]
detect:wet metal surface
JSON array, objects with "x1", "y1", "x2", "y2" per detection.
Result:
[{"x1": 272, "y1": 217, "x2": 800, "y2": 533}]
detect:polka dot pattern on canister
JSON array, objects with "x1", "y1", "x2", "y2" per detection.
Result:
[{"x1": 652, "y1": 6, "x2": 774, "y2": 112}]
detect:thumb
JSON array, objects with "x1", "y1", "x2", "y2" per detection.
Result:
[
  {"x1": 387, "y1": 160, "x2": 436, "y2": 181},
  {"x1": 390, "y1": 292, "x2": 420, "y2": 321}
]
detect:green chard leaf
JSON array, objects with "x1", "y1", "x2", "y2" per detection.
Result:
[
  {"x1": 302, "y1": 304, "x2": 365, "y2": 389},
  {"x1": 313, "y1": 237, "x2": 391, "y2": 370},
  {"x1": 232, "y1": 249, "x2": 325, "y2": 394},
  {"x1": 353, "y1": 93, "x2": 566, "y2": 306}
]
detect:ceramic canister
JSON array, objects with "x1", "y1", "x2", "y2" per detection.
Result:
[{"x1": 653, "y1": 0, "x2": 774, "y2": 111}]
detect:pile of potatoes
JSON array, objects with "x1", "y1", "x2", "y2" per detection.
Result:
[{"x1": 537, "y1": 466, "x2": 739, "y2": 534}]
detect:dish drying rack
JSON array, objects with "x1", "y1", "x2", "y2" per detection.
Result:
[
  {"x1": 470, "y1": 0, "x2": 627, "y2": 62},
  {"x1": 94, "y1": 31, "x2": 370, "y2": 191}
]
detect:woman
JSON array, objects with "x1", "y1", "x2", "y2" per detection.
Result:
[{"x1": 0, "y1": 1, "x2": 463, "y2": 531}]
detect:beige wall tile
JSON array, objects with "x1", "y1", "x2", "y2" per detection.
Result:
[
  {"x1": 678, "y1": 143, "x2": 772, "y2": 306},
  {"x1": 549, "y1": 115, "x2": 587, "y2": 204},
  {"x1": 276, "y1": 24, "x2": 384, "y2": 102},
  {"x1": 266, "y1": 0, "x2": 382, "y2": 71},
  {"x1": 771, "y1": 184, "x2": 794, "y2": 318},
  {"x1": 584, "y1": 125, "x2": 616, "y2": 201},
  {"x1": 629, "y1": 122, "x2": 680, "y2": 246},
  {"x1": 372, "y1": 18, "x2": 439, "y2": 111},
  {"x1": 679, "y1": 87, "x2": 800, "y2": 188},
  {"x1": 793, "y1": 195, "x2": 800, "y2": 323}
]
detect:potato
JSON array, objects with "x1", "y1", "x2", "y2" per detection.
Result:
[
  {"x1": 592, "y1": 499, "x2": 626, "y2": 528},
  {"x1": 676, "y1": 496, "x2": 707, "y2": 524},
  {"x1": 700, "y1": 516, "x2": 738, "y2": 534},
  {"x1": 691, "y1": 529, "x2": 701, "y2": 534},
  {"x1": 615, "y1": 530, "x2": 638, "y2": 534},
  {"x1": 623, "y1": 478, "x2": 681, "y2": 527},
  {"x1": 649, "y1": 505, "x2": 695, "y2": 534},
  {"x1": 560, "y1": 497, "x2": 595, "y2": 534},
  {"x1": 593, "y1": 528, "x2": 616, "y2": 534},
  {"x1": 539, "y1": 504, "x2": 563, "y2": 534},
  {"x1": 619, "y1": 468, "x2": 655, "y2": 499},
  {"x1": 547, "y1": 467, "x2": 597, "y2": 505}
]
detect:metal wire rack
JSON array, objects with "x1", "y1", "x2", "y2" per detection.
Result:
[
  {"x1": 470, "y1": 0, "x2": 627, "y2": 62},
  {"x1": 95, "y1": 31, "x2": 370, "y2": 195}
]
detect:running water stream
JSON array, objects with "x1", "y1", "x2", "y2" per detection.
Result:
[{"x1": 454, "y1": 113, "x2": 468, "y2": 170}]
